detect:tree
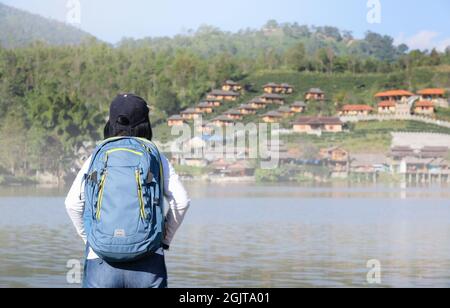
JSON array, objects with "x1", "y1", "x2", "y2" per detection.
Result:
[{"x1": 285, "y1": 42, "x2": 306, "y2": 71}]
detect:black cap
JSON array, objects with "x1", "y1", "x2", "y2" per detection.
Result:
[{"x1": 108, "y1": 93, "x2": 150, "y2": 136}]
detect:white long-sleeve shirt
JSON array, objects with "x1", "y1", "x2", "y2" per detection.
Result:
[{"x1": 65, "y1": 152, "x2": 190, "y2": 260}]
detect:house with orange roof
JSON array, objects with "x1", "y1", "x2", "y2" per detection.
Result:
[
  {"x1": 377, "y1": 101, "x2": 396, "y2": 114},
  {"x1": 417, "y1": 88, "x2": 448, "y2": 108},
  {"x1": 374, "y1": 90, "x2": 414, "y2": 115},
  {"x1": 339, "y1": 104, "x2": 374, "y2": 116},
  {"x1": 414, "y1": 101, "x2": 435, "y2": 116}
]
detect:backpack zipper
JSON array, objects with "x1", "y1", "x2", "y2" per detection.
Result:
[
  {"x1": 135, "y1": 169, "x2": 146, "y2": 220},
  {"x1": 96, "y1": 170, "x2": 108, "y2": 220}
]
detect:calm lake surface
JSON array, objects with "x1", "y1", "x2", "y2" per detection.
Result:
[{"x1": 1, "y1": 183, "x2": 450, "y2": 288}]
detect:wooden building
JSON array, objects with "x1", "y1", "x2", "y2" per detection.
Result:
[
  {"x1": 201, "y1": 99, "x2": 222, "y2": 107},
  {"x1": 262, "y1": 111, "x2": 283, "y2": 123},
  {"x1": 417, "y1": 88, "x2": 448, "y2": 108},
  {"x1": 207, "y1": 90, "x2": 240, "y2": 101},
  {"x1": 210, "y1": 116, "x2": 235, "y2": 127},
  {"x1": 167, "y1": 115, "x2": 186, "y2": 127},
  {"x1": 278, "y1": 106, "x2": 295, "y2": 118},
  {"x1": 340, "y1": 104, "x2": 374, "y2": 116},
  {"x1": 222, "y1": 80, "x2": 242, "y2": 92},
  {"x1": 223, "y1": 109, "x2": 244, "y2": 120},
  {"x1": 237, "y1": 104, "x2": 257, "y2": 115},
  {"x1": 180, "y1": 108, "x2": 202, "y2": 120},
  {"x1": 290, "y1": 101, "x2": 307, "y2": 113},
  {"x1": 305, "y1": 88, "x2": 325, "y2": 101},
  {"x1": 293, "y1": 117, "x2": 343, "y2": 134},
  {"x1": 248, "y1": 98, "x2": 268, "y2": 109},
  {"x1": 414, "y1": 101, "x2": 435, "y2": 116},
  {"x1": 195, "y1": 102, "x2": 214, "y2": 114},
  {"x1": 377, "y1": 101, "x2": 396, "y2": 114},
  {"x1": 260, "y1": 93, "x2": 285, "y2": 105}
]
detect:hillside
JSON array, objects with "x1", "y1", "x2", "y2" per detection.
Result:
[
  {"x1": 119, "y1": 22, "x2": 408, "y2": 62},
  {"x1": 0, "y1": 3, "x2": 95, "y2": 48}
]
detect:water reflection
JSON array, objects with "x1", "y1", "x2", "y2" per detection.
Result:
[{"x1": 1, "y1": 184, "x2": 450, "y2": 288}]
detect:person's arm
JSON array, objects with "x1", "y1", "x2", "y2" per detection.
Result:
[
  {"x1": 65, "y1": 156, "x2": 92, "y2": 244},
  {"x1": 160, "y1": 154, "x2": 191, "y2": 249}
]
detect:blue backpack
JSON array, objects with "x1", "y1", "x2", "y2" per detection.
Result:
[{"x1": 83, "y1": 137, "x2": 164, "y2": 263}]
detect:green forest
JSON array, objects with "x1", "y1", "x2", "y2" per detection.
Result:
[{"x1": 1, "y1": 12, "x2": 450, "y2": 184}]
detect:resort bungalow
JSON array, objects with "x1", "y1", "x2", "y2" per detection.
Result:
[
  {"x1": 248, "y1": 98, "x2": 268, "y2": 109},
  {"x1": 290, "y1": 101, "x2": 307, "y2": 113},
  {"x1": 305, "y1": 88, "x2": 326, "y2": 101},
  {"x1": 262, "y1": 111, "x2": 283, "y2": 123},
  {"x1": 167, "y1": 115, "x2": 186, "y2": 127},
  {"x1": 375, "y1": 90, "x2": 414, "y2": 103},
  {"x1": 319, "y1": 146, "x2": 350, "y2": 174},
  {"x1": 293, "y1": 116, "x2": 343, "y2": 134},
  {"x1": 280, "y1": 83, "x2": 294, "y2": 94},
  {"x1": 222, "y1": 80, "x2": 242, "y2": 92},
  {"x1": 278, "y1": 106, "x2": 295, "y2": 118},
  {"x1": 417, "y1": 88, "x2": 448, "y2": 108},
  {"x1": 377, "y1": 101, "x2": 396, "y2": 114},
  {"x1": 207, "y1": 90, "x2": 240, "y2": 101},
  {"x1": 413, "y1": 101, "x2": 435, "y2": 116},
  {"x1": 340, "y1": 104, "x2": 374, "y2": 116},
  {"x1": 210, "y1": 115, "x2": 235, "y2": 127},
  {"x1": 237, "y1": 104, "x2": 257, "y2": 115},
  {"x1": 195, "y1": 102, "x2": 214, "y2": 114},
  {"x1": 263, "y1": 83, "x2": 294, "y2": 94},
  {"x1": 263, "y1": 83, "x2": 280, "y2": 94},
  {"x1": 201, "y1": 99, "x2": 222, "y2": 107},
  {"x1": 375, "y1": 90, "x2": 414, "y2": 115},
  {"x1": 180, "y1": 108, "x2": 202, "y2": 120},
  {"x1": 224, "y1": 109, "x2": 244, "y2": 121},
  {"x1": 260, "y1": 93, "x2": 285, "y2": 105}
]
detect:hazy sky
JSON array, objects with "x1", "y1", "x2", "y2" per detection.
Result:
[{"x1": 2, "y1": 0, "x2": 450, "y2": 50}]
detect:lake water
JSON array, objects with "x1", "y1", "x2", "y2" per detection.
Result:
[{"x1": 1, "y1": 183, "x2": 450, "y2": 288}]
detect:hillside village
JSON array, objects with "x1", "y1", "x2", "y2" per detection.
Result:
[{"x1": 166, "y1": 79, "x2": 450, "y2": 183}]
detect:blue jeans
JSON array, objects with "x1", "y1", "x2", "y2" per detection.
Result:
[{"x1": 83, "y1": 253, "x2": 168, "y2": 288}]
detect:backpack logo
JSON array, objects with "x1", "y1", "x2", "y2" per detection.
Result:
[{"x1": 114, "y1": 229, "x2": 126, "y2": 238}]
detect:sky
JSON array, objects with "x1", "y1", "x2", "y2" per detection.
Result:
[{"x1": 1, "y1": 0, "x2": 450, "y2": 50}]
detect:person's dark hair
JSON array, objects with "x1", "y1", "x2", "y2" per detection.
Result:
[
  {"x1": 104, "y1": 93, "x2": 153, "y2": 141},
  {"x1": 104, "y1": 120, "x2": 153, "y2": 140}
]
